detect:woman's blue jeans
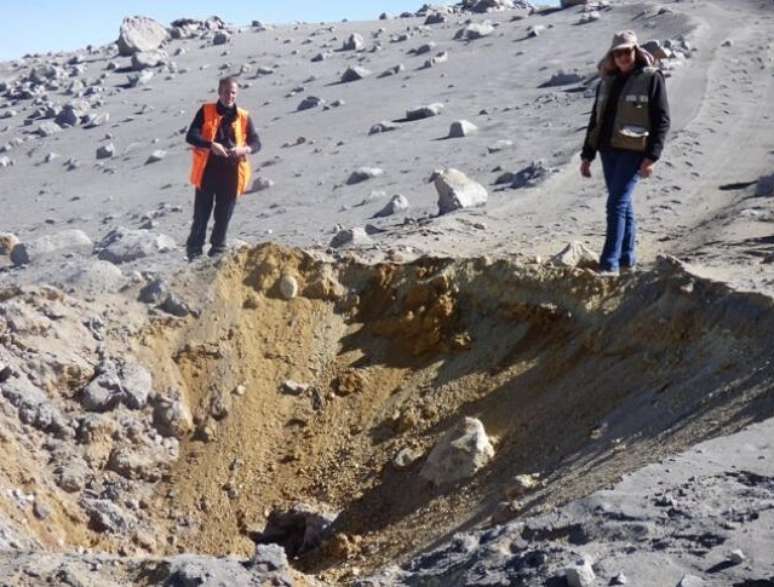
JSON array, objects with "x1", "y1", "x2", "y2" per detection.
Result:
[{"x1": 599, "y1": 149, "x2": 644, "y2": 271}]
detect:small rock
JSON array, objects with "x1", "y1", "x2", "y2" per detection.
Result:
[
  {"x1": 347, "y1": 167, "x2": 384, "y2": 185},
  {"x1": 728, "y1": 549, "x2": 746, "y2": 564},
  {"x1": 145, "y1": 150, "x2": 166, "y2": 164},
  {"x1": 329, "y1": 227, "x2": 373, "y2": 248},
  {"x1": 96, "y1": 143, "x2": 115, "y2": 159},
  {"x1": 551, "y1": 241, "x2": 597, "y2": 269},
  {"x1": 278, "y1": 274, "x2": 299, "y2": 300},
  {"x1": 393, "y1": 447, "x2": 422, "y2": 469},
  {"x1": 611, "y1": 572, "x2": 628, "y2": 585},
  {"x1": 342, "y1": 33, "x2": 365, "y2": 51},
  {"x1": 448, "y1": 120, "x2": 478, "y2": 138},
  {"x1": 341, "y1": 66, "x2": 372, "y2": 83},
  {"x1": 420, "y1": 418, "x2": 494, "y2": 485},
  {"x1": 434, "y1": 168, "x2": 488, "y2": 215},
  {"x1": 406, "y1": 103, "x2": 444, "y2": 121},
  {"x1": 372, "y1": 194, "x2": 409, "y2": 218},
  {"x1": 213, "y1": 31, "x2": 231, "y2": 45},
  {"x1": 0, "y1": 232, "x2": 19, "y2": 256},
  {"x1": 455, "y1": 23, "x2": 495, "y2": 41},
  {"x1": 281, "y1": 380, "x2": 309, "y2": 395},
  {"x1": 153, "y1": 394, "x2": 193, "y2": 439},
  {"x1": 297, "y1": 96, "x2": 324, "y2": 111},
  {"x1": 564, "y1": 556, "x2": 596, "y2": 587},
  {"x1": 11, "y1": 229, "x2": 93, "y2": 266},
  {"x1": 369, "y1": 121, "x2": 399, "y2": 135}
]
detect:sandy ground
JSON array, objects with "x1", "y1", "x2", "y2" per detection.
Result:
[{"x1": 1, "y1": 0, "x2": 773, "y2": 585}]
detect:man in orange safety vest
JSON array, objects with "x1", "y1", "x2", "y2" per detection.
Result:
[{"x1": 185, "y1": 76, "x2": 260, "y2": 260}]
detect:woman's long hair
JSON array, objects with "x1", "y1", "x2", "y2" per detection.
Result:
[{"x1": 598, "y1": 46, "x2": 656, "y2": 76}]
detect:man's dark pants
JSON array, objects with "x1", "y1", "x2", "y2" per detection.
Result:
[{"x1": 186, "y1": 163, "x2": 238, "y2": 259}]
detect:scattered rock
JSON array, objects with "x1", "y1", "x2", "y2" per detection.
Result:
[
  {"x1": 434, "y1": 168, "x2": 488, "y2": 214},
  {"x1": 510, "y1": 160, "x2": 557, "y2": 188},
  {"x1": 96, "y1": 143, "x2": 115, "y2": 159},
  {"x1": 488, "y1": 140, "x2": 514, "y2": 153},
  {"x1": 393, "y1": 447, "x2": 422, "y2": 469},
  {"x1": 448, "y1": 120, "x2": 478, "y2": 138},
  {"x1": 542, "y1": 69, "x2": 585, "y2": 87},
  {"x1": 97, "y1": 227, "x2": 175, "y2": 264},
  {"x1": 138, "y1": 278, "x2": 169, "y2": 304},
  {"x1": 0, "y1": 232, "x2": 19, "y2": 256},
  {"x1": 131, "y1": 49, "x2": 169, "y2": 70},
  {"x1": 369, "y1": 121, "x2": 399, "y2": 135},
  {"x1": 248, "y1": 176, "x2": 275, "y2": 192},
  {"x1": 341, "y1": 66, "x2": 372, "y2": 83},
  {"x1": 36, "y1": 121, "x2": 63, "y2": 137},
  {"x1": 378, "y1": 64, "x2": 405, "y2": 78},
  {"x1": 145, "y1": 149, "x2": 166, "y2": 164},
  {"x1": 564, "y1": 556, "x2": 596, "y2": 587},
  {"x1": 406, "y1": 103, "x2": 444, "y2": 121},
  {"x1": 372, "y1": 194, "x2": 409, "y2": 218},
  {"x1": 11, "y1": 229, "x2": 93, "y2": 265},
  {"x1": 153, "y1": 394, "x2": 194, "y2": 439},
  {"x1": 127, "y1": 70, "x2": 154, "y2": 87},
  {"x1": 420, "y1": 417, "x2": 495, "y2": 485},
  {"x1": 455, "y1": 23, "x2": 495, "y2": 41},
  {"x1": 551, "y1": 241, "x2": 597, "y2": 269},
  {"x1": 213, "y1": 31, "x2": 231, "y2": 45},
  {"x1": 281, "y1": 380, "x2": 309, "y2": 395},
  {"x1": 342, "y1": 33, "x2": 365, "y2": 51},
  {"x1": 329, "y1": 227, "x2": 373, "y2": 248},
  {"x1": 347, "y1": 167, "x2": 384, "y2": 185},
  {"x1": 297, "y1": 96, "x2": 324, "y2": 111},
  {"x1": 677, "y1": 576, "x2": 704, "y2": 587},
  {"x1": 756, "y1": 173, "x2": 774, "y2": 197}
]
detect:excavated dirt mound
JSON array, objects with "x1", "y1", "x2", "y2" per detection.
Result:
[{"x1": 124, "y1": 244, "x2": 774, "y2": 581}]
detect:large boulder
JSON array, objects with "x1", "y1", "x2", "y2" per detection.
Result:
[
  {"x1": 117, "y1": 16, "x2": 169, "y2": 56},
  {"x1": 96, "y1": 227, "x2": 175, "y2": 264},
  {"x1": 131, "y1": 49, "x2": 169, "y2": 70},
  {"x1": 11, "y1": 229, "x2": 93, "y2": 265},
  {"x1": 420, "y1": 417, "x2": 495, "y2": 485},
  {"x1": 434, "y1": 168, "x2": 488, "y2": 215}
]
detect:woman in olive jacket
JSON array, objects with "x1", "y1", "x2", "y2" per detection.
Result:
[{"x1": 580, "y1": 30, "x2": 670, "y2": 274}]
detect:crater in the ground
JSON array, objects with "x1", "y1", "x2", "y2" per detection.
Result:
[{"x1": 134, "y1": 245, "x2": 774, "y2": 580}]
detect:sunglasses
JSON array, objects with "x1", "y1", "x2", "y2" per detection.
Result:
[{"x1": 612, "y1": 48, "x2": 634, "y2": 58}]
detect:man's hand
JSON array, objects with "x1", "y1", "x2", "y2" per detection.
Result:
[
  {"x1": 580, "y1": 159, "x2": 592, "y2": 178},
  {"x1": 228, "y1": 146, "x2": 251, "y2": 160},
  {"x1": 639, "y1": 158, "x2": 655, "y2": 178},
  {"x1": 210, "y1": 142, "x2": 229, "y2": 158}
]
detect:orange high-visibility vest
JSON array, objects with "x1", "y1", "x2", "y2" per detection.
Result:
[{"x1": 189, "y1": 103, "x2": 252, "y2": 196}]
